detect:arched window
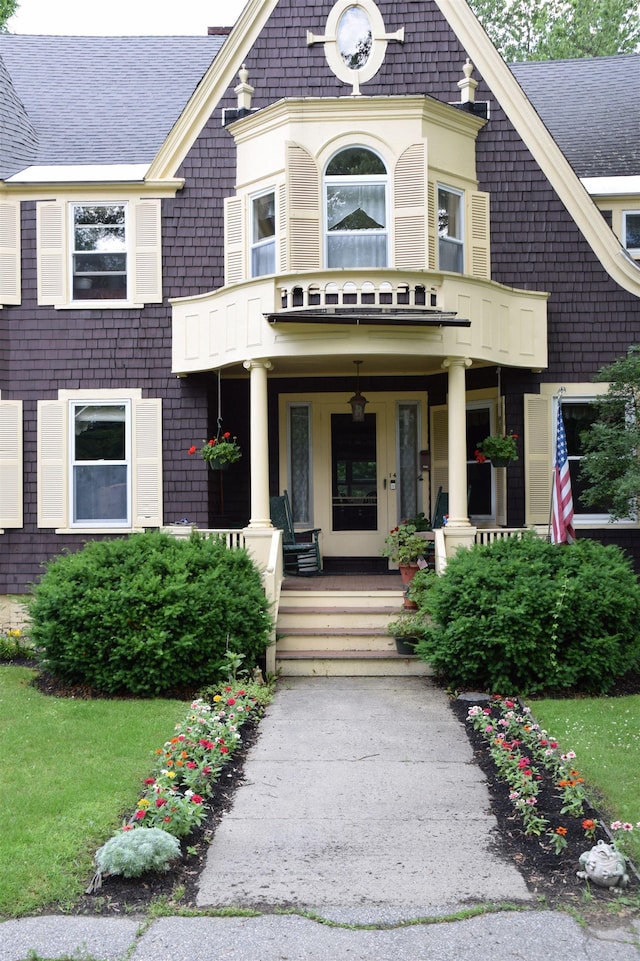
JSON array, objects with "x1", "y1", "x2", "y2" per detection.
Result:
[{"x1": 325, "y1": 147, "x2": 388, "y2": 268}]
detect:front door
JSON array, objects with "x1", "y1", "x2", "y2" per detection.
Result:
[{"x1": 279, "y1": 391, "x2": 428, "y2": 559}]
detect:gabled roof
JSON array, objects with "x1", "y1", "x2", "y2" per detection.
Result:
[
  {"x1": 512, "y1": 53, "x2": 640, "y2": 179},
  {"x1": 0, "y1": 35, "x2": 224, "y2": 177}
]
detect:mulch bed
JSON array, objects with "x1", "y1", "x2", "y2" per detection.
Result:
[{"x1": 9, "y1": 659, "x2": 640, "y2": 922}]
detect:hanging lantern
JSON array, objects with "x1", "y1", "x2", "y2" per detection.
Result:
[{"x1": 348, "y1": 360, "x2": 368, "y2": 423}]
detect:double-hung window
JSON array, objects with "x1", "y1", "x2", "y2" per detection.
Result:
[
  {"x1": 623, "y1": 211, "x2": 640, "y2": 259},
  {"x1": 560, "y1": 400, "x2": 613, "y2": 521},
  {"x1": 438, "y1": 186, "x2": 464, "y2": 273},
  {"x1": 71, "y1": 402, "x2": 130, "y2": 526},
  {"x1": 251, "y1": 191, "x2": 276, "y2": 277},
  {"x1": 37, "y1": 390, "x2": 162, "y2": 532},
  {"x1": 37, "y1": 198, "x2": 162, "y2": 307},
  {"x1": 72, "y1": 204, "x2": 127, "y2": 300},
  {"x1": 325, "y1": 147, "x2": 388, "y2": 268}
]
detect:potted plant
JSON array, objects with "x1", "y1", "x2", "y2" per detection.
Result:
[
  {"x1": 474, "y1": 431, "x2": 519, "y2": 467},
  {"x1": 188, "y1": 432, "x2": 242, "y2": 470},
  {"x1": 382, "y1": 522, "x2": 431, "y2": 606},
  {"x1": 387, "y1": 611, "x2": 423, "y2": 655}
]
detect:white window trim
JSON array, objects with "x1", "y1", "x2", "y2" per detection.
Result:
[
  {"x1": 69, "y1": 399, "x2": 132, "y2": 530},
  {"x1": 307, "y1": 0, "x2": 404, "y2": 94},
  {"x1": 466, "y1": 398, "x2": 496, "y2": 522},
  {"x1": 38, "y1": 388, "x2": 163, "y2": 534},
  {"x1": 541, "y1": 383, "x2": 635, "y2": 528},
  {"x1": 286, "y1": 401, "x2": 314, "y2": 527},
  {"x1": 324, "y1": 147, "x2": 390, "y2": 268},
  {"x1": 36, "y1": 197, "x2": 162, "y2": 309},
  {"x1": 70, "y1": 202, "x2": 129, "y2": 305},
  {"x1": 250, "y1": 188, "x2": 276, "y2": 278},
  {"x1": 437, "y1": 183, "x2": 465, "y2": 273},
  {"x1": 622, "y1": 210, "x2": 640, "y2": 259}
]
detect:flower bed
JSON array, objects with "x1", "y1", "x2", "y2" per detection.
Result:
[
  {"x1": 91, "y1": 685, "x2": 267, "y2": 885},
  {"x1": 455, "y1": 695, "x2": 639, "y2": 902}
]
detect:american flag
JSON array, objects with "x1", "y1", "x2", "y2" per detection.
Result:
[{"x1": 551, "y1": 402, "x2": 576, "y2": 544}]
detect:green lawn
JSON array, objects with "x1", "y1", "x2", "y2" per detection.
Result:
[
  {"x1": 0, "y1": 666, "x2": 189, "y2": 918},
  {"x1": 533, "y1": 694, "x2": 640, "y2": 864}
]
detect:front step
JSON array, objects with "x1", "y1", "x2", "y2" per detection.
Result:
[{"x1": 275, "y1": 588, "x2": 432, "y2": 677}]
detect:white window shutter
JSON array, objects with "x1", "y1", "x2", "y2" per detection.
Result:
[
  {"x1": 524, "y1": 392, "x2": 553, "y2": 525},
  {"x1": 468, "y1": 191, "x2": 491, "y2": 280},
  {"x1": 132, "y1": 398, "x2": 163, "y2": 528},
  {"x1": 286, "y1": 143, "x2": 321, "y2": 270},
  {"x1": 393, "y1": 144, "x2": 427, "y2": 269},
  {"x1": 277, "y1": 183, "x2": 287, "y2": 273},
  {"x1": 427, "y1": 181, "x2": 437, "y2": 270},
  {"x1": 132, "y1": 199, "x2": 162, "y2": 303},
  {"x1": 37, "y1": 202, "x2": 66, "y2": 306},
  {"x1": 430, "y1": 405, "x2": 449, "y2": 509},
  {"x1": 0, "y1": 400, "x2": 23, "y2": 528},
  {"x1": 37, "y1": 400, "x2": 67, "y2": 528},
  {"x1": 0, "y1": 200, "x2": 21, "y2": 305},
  {"x1": 224, "y1": 196, "x2": 245, "y2": 285}
]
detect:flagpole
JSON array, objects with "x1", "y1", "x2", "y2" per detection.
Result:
[{"x1": 547, "y1": 388, "x2": 565, "y2": 541}]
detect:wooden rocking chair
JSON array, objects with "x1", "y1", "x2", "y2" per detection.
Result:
[{"x1": 270, "y1": 490, "x2": 322, "y2": 576}]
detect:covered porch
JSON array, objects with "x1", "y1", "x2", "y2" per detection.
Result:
[{"x1": 172, "y1": 269, "x2": 548, "y2": 571}]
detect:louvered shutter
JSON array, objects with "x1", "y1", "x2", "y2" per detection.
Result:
[
  {"x1": 0, "y1": 200, "x2": 21, "y2": 305},
  {"x1": 427, "y1": 182, "x2": 437, "y2": 270},
  {"x1": 224, "y1": 196, "x2": 245, "y2": 285},
  {"x1": 430, "y1": 405, "x2": 449, "y2": 513},
  {"x1": 132, "y1": 199, "x2": 162, "y2": 304},
  {"x1": 132, "y1": 398, "x2": 162, "y2": 528},
  {"x1": 286, "y1": 143, "x2": 321, "y2": 270},
  {"x1": 0, "y1": 400, "x2": 22, "y2": 528},
  {"x1": 393, "y1": 144, "x2": 427, "y2": 269},
  {"x1": 37, "y1": 202, "x2": 66, "y2": 306},
  {"x1": 277, "y1": 183, "x2": 287, "y2": 273},
  {"x1": 37, "y1": 400, "x2": 67, "y2": 528},
  {"x1": 468, "y1": 191, "x2": 491, "y2": 280},
  {"x1": 524, "y1": 392, "x2": 552, "y2": 525}
]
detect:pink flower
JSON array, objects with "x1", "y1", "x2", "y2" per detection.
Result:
[{"x1": 191, "y1": 794, "x2": 204, "y2": 805}]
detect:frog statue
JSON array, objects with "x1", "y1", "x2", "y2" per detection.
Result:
[{"x1": 577, "y1": 839, "x2": 629, "y2": 890}]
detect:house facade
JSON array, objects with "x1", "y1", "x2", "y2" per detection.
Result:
[{"x1": 1, "y1": 0, "x2": 640, "y2": 624}]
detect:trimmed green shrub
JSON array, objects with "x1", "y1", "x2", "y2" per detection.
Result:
[
  {"x1": 414, "y1": 533, "x2": 640, "y2": 694},
  {"x1": 28, "y1": 530, "x2": 272, "y2": 696}
]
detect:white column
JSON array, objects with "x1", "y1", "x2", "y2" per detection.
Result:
[
  {"x1": 442, "y1": 356, "x2": 472, "y2": 529},
  {"x1": 243, "y1": 358, "x2": 273, "y2": 528}
]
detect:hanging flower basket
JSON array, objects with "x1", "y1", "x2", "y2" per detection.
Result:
[
  {"x1": 474, "y1": 432, "x2": 518, "y2": 467},
  {"x1": 188, "y1": 433, "x2": 242, "y2": 469}
]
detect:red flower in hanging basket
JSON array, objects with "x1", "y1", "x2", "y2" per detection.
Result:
[
  {"x1": 188, "y1": 434, "x2": 242, "y2": 465},
  {"x1": 475, "y1": 432, "x2": 518, "y2": 463}
]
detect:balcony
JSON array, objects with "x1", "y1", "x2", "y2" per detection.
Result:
[{"x1": 171, "y1": 269, "x2": 548, "y2": 375}]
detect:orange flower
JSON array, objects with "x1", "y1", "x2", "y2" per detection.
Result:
[{"x1": 556, "y1": 826, "x2": 567, "y2": 836}]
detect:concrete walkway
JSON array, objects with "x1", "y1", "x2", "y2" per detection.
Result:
[{"x1": 2, "y1": 677, "x2": 639, "y2": 961}]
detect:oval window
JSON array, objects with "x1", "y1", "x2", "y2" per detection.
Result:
[{"x1": 337, "y1": 5, "x2": 372, "y2": 70}]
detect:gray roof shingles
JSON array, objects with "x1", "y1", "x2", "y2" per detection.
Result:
[
  {"x1": 1, "y1": 31, "x2": 638, "y2": 183},
  {"x1": 511, "y1": 53, "x2": 640, "y2": 179},
  {"x1": 0, "y1": 35, "x2": 224, "y2": 173}
]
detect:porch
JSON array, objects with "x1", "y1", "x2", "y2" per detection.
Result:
[{"x1": 165, "y1": 525, "x2": 526, "y2": 677}]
